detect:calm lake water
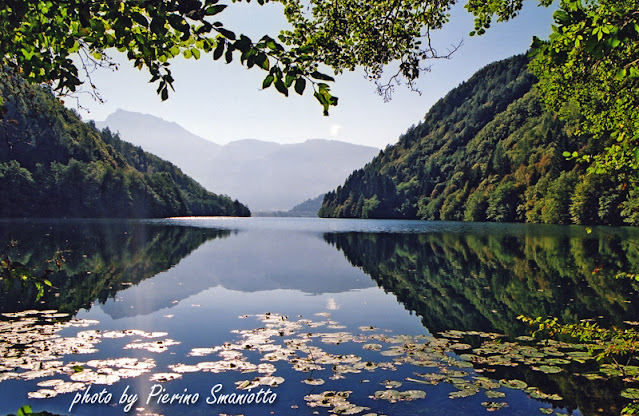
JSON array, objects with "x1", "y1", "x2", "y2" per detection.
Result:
[{"x1": 1, "y1": 218, "x2": 638, "y2": 416}]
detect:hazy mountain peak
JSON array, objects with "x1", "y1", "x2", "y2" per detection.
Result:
[{"x1": 97, "y1": 110, "x2": 380, "y2": 212}]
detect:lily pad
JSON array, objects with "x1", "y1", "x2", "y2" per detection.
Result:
[
  {"x1": 481, "y1": 401, "x2": 508, "y2": 411},
  {"x1": 372, "y1": 389, "x2": 426, "y2": 402},
  {"x1": 499, "y1": 379, "x2": 527, "y2": 390},
  {"x1": 535, "y1": 365, "x2": 562, "y2": 374},
  {"x1": 621, "y1": 388, "x2": 639, "y2": 400},
  {"x1": 485, "y1": 390, "x2": 506, "y2": 399},
  {"x1": 302, "y1": 377, "x2": 325, "y2": 386}
]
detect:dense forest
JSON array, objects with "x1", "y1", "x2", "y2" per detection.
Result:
[
  {"x1": 0, "y1": 70, "x2": 250, "y2": 218},
  {"x1": 319, "y1": 55, "x2": 639, "y2": 225}
]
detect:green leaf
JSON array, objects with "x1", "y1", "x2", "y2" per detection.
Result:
[
  {"x1": 284, "y1": 72, "x2": 295, "y2": 88},
  {"x1": 294, "y1": 78, "x2": 306, "y2": 95},
  {"x1": 191, "y1": 48, "x2": 200, "y2": 59},
  {"x1": 205, "y1": 5, "x2": 227, "y2": 15},
  {"x1": 168, "y1": 15, "x2": 189, "y2": 34},
  {"x1": 274, "y1": 78, "x2": 288, "y2": 96},
  {"x1": 256, "y1": 54, "x2": 269, "y2": 70},
  {"x1": 310, "y1": 71, "x2": 335, "y2": 82},
  {"x1": 217, "y1": 28, "x2": 236, "y2": 40},
  {"x1": 150, "y1": 16, "x2": 166, "y2": 35},
  {"x1": 610, "y1": 37, "x2": 620, "y2": 48},
  {"x1": 262, "y1": 74, "x2": 274, "y2": 89},
  {"x1": 183, "y1": 49, "x2": 192, "y2": 59},
  {"x1": 213, "y1": 40, "x2": 225, "y2": 60},
  {"x1": 17, "y1": 405, "x2": 32, "y2": 416},
  {"x1": 131, "y1": 12, "x2": 148, "y2": 27}
]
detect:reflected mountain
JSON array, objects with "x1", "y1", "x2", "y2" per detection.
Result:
[
  {"x1": 324, "y1": 226, "x2": 639, "y2": 336},
  {"x1": 99, "y1": 230, "x2": 375, "y2": 319},
  {"x1": 0, "y1": 220, "x2": 231, "y2": 314},
  {"x1": 1, "y1": 222, "x2": 375, "y2": 319}
]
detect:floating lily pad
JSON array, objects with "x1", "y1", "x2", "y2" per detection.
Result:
[
  {"x1": 535, "y1": 365, "x2": 562, "y2": 374},
  {"x1": 302, "y1": 377, "x2": 325, "y2": 386},
  {"x1": 485, "y1": 390, "x2": 506, "y2": 399},
  {"x1": 449, "y1": 343, "x2": 472, "y2": 350},
  {"x1": 481, "y1": 401, "x2": 508, "y2": 411},
  {"x1": 372, "y1": 389, "x2": 426, "y2": 402},
  {"x1": 526, "y1": 388, "x2": 563, "y2": 401},
  {"x1": 473, "y1": 377, "x2": 500, "y2": 390},
  {"x1": 499, "y1": 379, "x2": 527, "y2": 390},
  {"x1": 149, "y1": 372, "x2": 182, "y2": 382},
  {"x1": 363, "y1": 343, "x2": 383, "y2": 351},
  {"x1": 599, "y1": 364, "x2": 623, "y2": 377},
  {"x1": 449, "y1": 388, "x2": 478, "y2": 398},
  {"x1": 621, "y1": 388, "x2": 639, "y2": 400},
  {"x1": 515, "y1": 336, "x2": 535, "y2": 342},
  {"x1": 545, "y1": 358, "x2": 570, "y2": 365}
]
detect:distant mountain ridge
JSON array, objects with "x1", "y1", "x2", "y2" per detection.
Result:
[
  {"x1": 255, "y1": 194, "x2": 324, "y2": 217},
  {"x1": 96, "y1": 110, "x2": 379, "y2": 211}
]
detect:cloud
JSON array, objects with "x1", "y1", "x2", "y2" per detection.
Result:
[{"x1": 329, "y1": 124, "x2": 342, "y2": 137}]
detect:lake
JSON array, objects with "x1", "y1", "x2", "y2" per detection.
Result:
[{"x1": 1, "y1": 218, "x2": 638, "y2": 416}]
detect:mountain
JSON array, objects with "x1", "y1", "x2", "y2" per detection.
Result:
[
  {"x1": 96, "y1": 111, "x2": 379, "y2": 211},
  {"x1": 96, "y1": 109, "x2": 222, "y2": 170},
  {"x1": 0, "y1": 70, "x2": 250, "y2": 218},
  {"x1": 319, "y1": 55, "x2": 639, "y2": 226},
  {"x1": 255, "y1": 194, "x2": 325, "y2": 217},
  {"x1": 289, "y1": 194, "x2": 325, "y2": 216}
]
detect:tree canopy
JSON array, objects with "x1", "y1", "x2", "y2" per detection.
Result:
[
  {"x1": 1, "y1": 0, "x2": 637, "y2": 161},
  {"x1": 0, "y1": 0, "x2": 537, "y2": 114}
]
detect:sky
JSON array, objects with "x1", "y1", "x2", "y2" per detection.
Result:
[{"x1": 72, "y1": 1, "x2": 557, "y2": 149}]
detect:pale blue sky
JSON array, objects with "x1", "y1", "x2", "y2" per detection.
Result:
[{"x1": 74, "y1": 1, "x2": 556, "y2": 148}]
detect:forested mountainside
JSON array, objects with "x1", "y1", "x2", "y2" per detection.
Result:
[
  {"x1": 0, "y1": 70, "x2": 249, "y2": 218},
  {"x1": 319, "y1": 55, "x2": 638, "y2": 225}
]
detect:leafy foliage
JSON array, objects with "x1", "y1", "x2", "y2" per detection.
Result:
[
  {"x1": 0, "y1": 242, "x2": 62, "y2": 300},
  {"x1": 519, "y1": 316, "x2": 639, "y2": 360},
  {"x1": 276, "y1": 0, "x2": 461, "y2": 100},
  {"x1": 467, "y1": 0, "x2": 639, "y2": 175},
  {"x1": 0, "y1": 69, "x2": 250, "y2": 218},
  {"x1": 0, "y1": 0, "x2": 343, "y2": 114},
  {"x1": 320, "y1": 55, "x2": 639, "y2": 225},
  {"x1": 7, "y1": 405, "x2": 60, "y2": 416},
  {"x1": 528, "y1": 0, "x2": 639, "y2": 175}
]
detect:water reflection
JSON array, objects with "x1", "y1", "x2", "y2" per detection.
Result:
[
  {"x1": 1, "y1": 219, "x2": 638, "y2": 416},
  {"x1": 0, "y1": 220, "x2": 230, "y2": 314},
  {"x1": 323, "y1": 227, "x2": 639, "y2": 416},
  {"x1": 323, "y1": 228, "x2": 639, "y2": 336}
]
